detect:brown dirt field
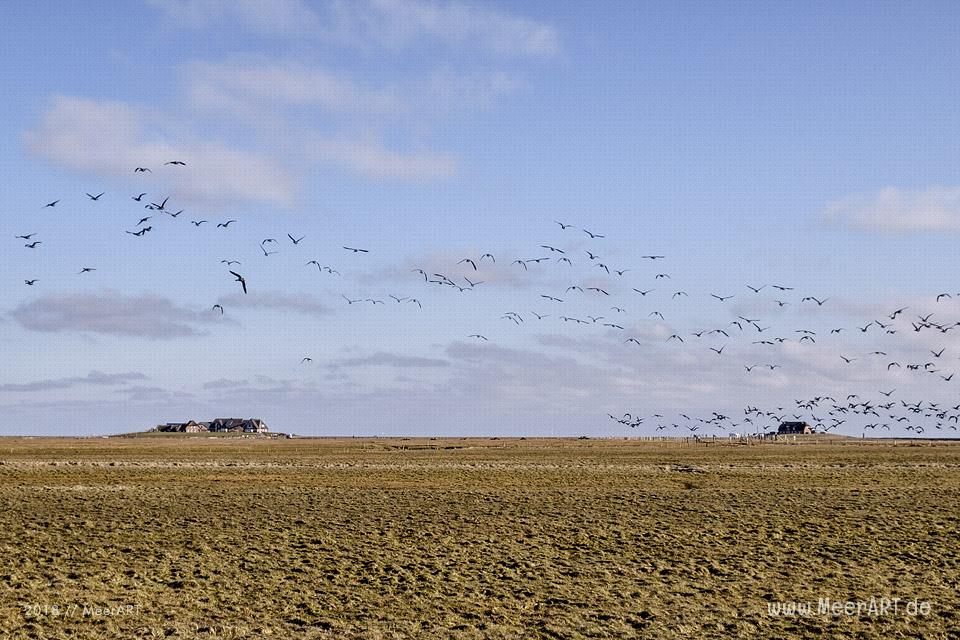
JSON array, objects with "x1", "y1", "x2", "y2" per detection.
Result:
[{"x1": 0, "y1": 436, "x2": 957, "y2": 638}]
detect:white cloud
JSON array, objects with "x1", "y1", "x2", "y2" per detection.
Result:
[
  {"x1": 147, "y1": 0, "x2": 321, "y2": 34},
  {"x1": 327, "y1": 0, "x2": 560, "y2": 59},
  {"x1": 22, "y1": 96, "x2": 297, "y2": 208},
  {"x1": 186, "y1": 60, "x2": 405, "y2": 116},
  {"x1": 823, "y1": 186, "x2": 960, "y2": 231},
  {"x1": 307, "y1": 137, "x2": 457, "y2": 180}
]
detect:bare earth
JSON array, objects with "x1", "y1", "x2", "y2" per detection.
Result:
[{"x1": 0, "y1": 436, "x2": 957, "y2": 639}]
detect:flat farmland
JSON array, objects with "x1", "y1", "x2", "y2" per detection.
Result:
[{"x1": 0, "y1": 436, "x2": 957, "y2": 639}]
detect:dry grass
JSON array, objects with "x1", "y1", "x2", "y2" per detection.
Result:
[{"x1": 0, "y1": 436, "x2": 957, "y2": 638}]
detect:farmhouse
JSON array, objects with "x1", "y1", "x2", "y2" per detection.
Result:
[
  {"x1": 154, "y1": 418, "x2": 269, "y2": 433},
  {"x1": 777, "y1": 421, "x2": 813, "y2": 435}
]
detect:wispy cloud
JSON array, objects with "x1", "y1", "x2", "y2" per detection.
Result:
[
  {"x1": 326, "y1": 0, "x2": 560, "y2": 59},
  {"x1": 22, "y1": 95, "x2": 296, "y2": 208},
  {"x1": 0, "y1": 371, "x2": 148, "y2": 393},
  {"x1": 150, "y1": 0, "x2": 561, "y2": 59},
  {"x1": 217, "y1": 291, "x2": 333, "y2": 317},
  {"x1": 147, "y1": 0, "x2": 321, "y2": 34},
  {"x1": 823, "y1": 186, "x2": 960, "y2": 231},
  {"x1": 10, "y1": 291, "x2": 221, "y2": 338},
  {"x1": 329, "y1": 351, "x2": 450, "y2": 369}
]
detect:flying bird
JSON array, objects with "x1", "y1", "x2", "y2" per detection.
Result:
[
  {"x1": 343, "y1": 246, "x2": 369, "y2": 253},
  {"x1": 86, "y1": 192, "x2": 104, "y2": 200},
  {"x1": 217, "y1": 220, "x2": 236, "y2": 228},
  {"x1": 229, "y1": 271, "x2": 247, "y2": 294},
  {"x1": 288, "y1": 234, "x2": 305, "y2": 244}
]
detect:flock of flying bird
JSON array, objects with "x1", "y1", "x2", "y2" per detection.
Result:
[{"x1": 13, "y1": 162, "x2": 960, "y2": 438}]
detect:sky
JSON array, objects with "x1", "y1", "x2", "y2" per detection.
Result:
[{"x1": 3, "y1": 1, "x2": 960, "y2": 436}]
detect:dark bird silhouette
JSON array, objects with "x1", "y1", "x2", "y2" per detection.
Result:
[
  {"x1": 301, "y1": 357, "x2": 313, "y2": 363},
  {"x1": 86, "y1": 192, "x2": 104, "y2": 200},
  {"x1": 78, "y1": 267, "x2": 96, "y2": 274},
  {"x1": 711, "y1": 294, "x2": 734, "y2": 302},
  {"x1": 288, "y1": 234, "x2": 305, "y2": 244},
  {"x1": 480, "y1": 253, "x2": 495, "y2": 262},
  {"x1": 15, "y1": 233, "x2": 37, "y2": 240},
  {"x1": 44, "y1": 200, "x2": 59, "y2": 207},
  {"x1": 217, "y1": 220, "x2": 236, "y2": 228},
  {"x1": 229, "y1": 271, "x2": 247, "y2": 294},
  {"x1": 134, "y1": 167, "x2": 151, "y2": 172},
  {"x1": 541, "y1": 245, "x2": 565, "y2": 254},
  {"x1": 136, "y1": 216, "x2": 151, "y2": 226},
  {"x1": 468, "y1": 334, "x2": 488, "y2": 341},
  {"x1": 221, "y1": 260, "x2": 241, "y2": 266},
  {"x1": 149, "y1": 196, "x2": 169, "y2": 211},
  {"x1": 555, "y1": 221, "x2": 575, "y2": 229},
  {"x1": 133, "y1": 193, "x2": 147, "y2": 201},
  {"x1": 633, "y1": 288, "x2": 653, "y2": 296},
  {"x1": 343, "y1": 246, "x2": 369, "y2": 253},
  {"x1": 582, "y1": 229, "x2": 604, "y2": 238},
  {"x1": 747, "y1": 285, "x2": 766, "y2": 293},
  {"x1": 342, "y1": 295, "x2": 360, "y2": 304},
  {"x1": 24, "y1": 241, "x2": 42, "y2": 248},
  {"x1": 24, "y1": 279, "x2": 38, "y2": 285},
  {"x1": 458, "y1": 258, "x2": 478, "y2": 270},
  {"x1": 191, "y1": 220, "x2": 208, "y2": 226},
  {"x1": 164, "y1": 160, "x2": 186, "y2": 165}
]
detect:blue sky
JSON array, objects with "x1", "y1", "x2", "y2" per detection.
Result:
[{"x1": 4, "y1": 1, "x2": 960, "y2": 436}]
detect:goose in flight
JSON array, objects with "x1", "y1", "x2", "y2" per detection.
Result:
[
  {"x1": 217, "y1": 220, "x2": 236, "y2": 228},
  {"x1": 229, "y1": 271, "x2": 247, "y2": 294},
  {"x1": 288, "y1": 234, "x2": 305, "y2": 244},
  {"x1": 212, "y1": 304, "x2": 224, "y2": 314},
  {"x1": 555, "y1": 221, "x2": 575, "y2": 229},
  {"x1": 24, "y1": 279, "x2": 38, "y2": 285},
  {"x1": 164, "y1": 160, "x2": 186, "y2": 165},
  {"x1": 86, "y1": 192, "x2": 104, "y2": 200},
  {"x1": 78, "y1": 267, "x2": 96, "y2": 274},
  {"x1": 468, "y1": 334, "x2": 489, "y2": 341},
  {"x1": 458, "y1": 258, "x2": 477, "y2": 270},
  {"x1": 343, "y1": 246, "x2": 369, "y2": 253},
  {"x1": 582, "y1": 229, "x2": 604, "y2": 238},
  {"x1": 191, "y1": 220, "x2": 208, "y2": 226},
  {"x1": 24, "y1": 241, "x2": 42, "y2": 248},
  {"x1": 134, "y1": 167, "x2": 150, "y2": 172},
  {"x1": 132, "y1": 193, "x2": 147, "y2": 201},
  {"x1": 15, "y1": 233, "x2": 37, "y2": 240}
]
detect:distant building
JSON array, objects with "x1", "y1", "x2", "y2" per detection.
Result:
[
  {"x1": 208, "y1": 418, "x2": 269, "y2": 433},
  {"x1": 154, "y1": 418, "x2": 268, "y2": 433},
  {"x1": 777, "y1": 421, "x2": 813, "y2": 435}
]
